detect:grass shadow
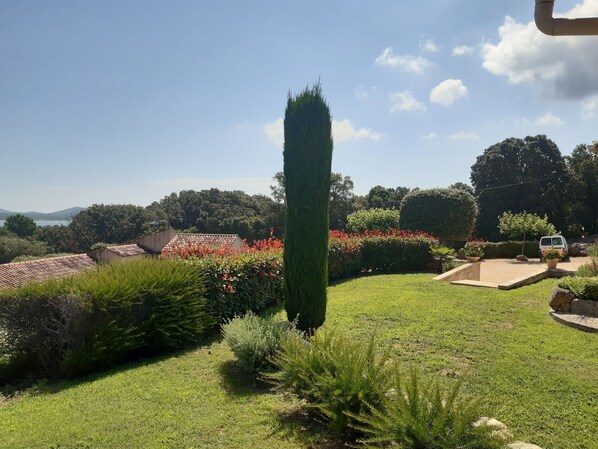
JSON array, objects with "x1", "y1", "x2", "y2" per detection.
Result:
[
  {"x1": 268, "y1": 401, "x2": 348, "y2": 449},
  {"x1": 1, "y1": 332, "x2": 224, "y2": 401},
  {"x1": 217, "y1": 359, "x2": 272, "y2": 397}
]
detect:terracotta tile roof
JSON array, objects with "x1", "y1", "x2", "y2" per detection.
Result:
[
  {"x1": 106, "y1": 244, "x2": 149, "y2": 257},
  {"x1": 163, "y1": 233, "x2": 244, "y2": 252},
  {"x1": 0, "y1": 254, "x2": 97, "y2": 290}
]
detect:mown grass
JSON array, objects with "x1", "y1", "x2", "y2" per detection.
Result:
[{"x1": 1, "y1": 274, "x2": 597, "y2": 449}]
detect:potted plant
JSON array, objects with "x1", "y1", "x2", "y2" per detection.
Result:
[
  {"x1": 429, "y1": 244, "x2": 456, "y2": 273},
  {"x1": 463, "y1": 242, "x2": 485, "y2": 262},
  {"x1": 542, "y1": 248, "x2": 564, "y2": 269}
]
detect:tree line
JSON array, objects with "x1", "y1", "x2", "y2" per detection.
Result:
[{"x1": 1, "y1": 134, "x2": 596, "y2": 262}]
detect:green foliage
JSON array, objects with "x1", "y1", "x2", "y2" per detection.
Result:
[
  {"x1": 283, "y1": 83, "x2": 333, "y2": 332},
  {"x1": 68, "y1": 204, "x2": 168, "y2": 252},
  {"x1": 0, "y1": 235, "x2": 48, "y2": 263},
  {"x1": 399, "y1": 188, "x2": 478, "y2": 241},
  {"x1": 156, "y1": 188, "x2": 284, "y2": 241},
  {"x1": 190, "y1": 251, "x2": 283, "y2": 321},
  {"x1": 471, "y1": 135, "x2": 568, "y2": 240},
  {"x1": 429, "y1": 244, "x2": 457, "y2": 273},
  {"x1": 565, "y1": 144, "x2": 598, "y2": 234},
  {"x1": 463, "y1": 241, "x2": 485, "y2": 258},
  {"x1": 360, "y1": 235, "x2": 434, "y2": 273},
  {"x1": 346, "y1": 208, "x2": 400, "y2": 234},
  {"x1": 0, "y1": 259, "x2": 210, "y2": 379},
  {"x1": 354, "y1": 371, "x2": 505, "y2": 449},
  {"x1": 3, "y1": 214, "x2": 37, "y2": 238},
  {"x1": 473, "y1": 241, "x2": 539, "y2": 259},
  {"x1": 498, "y1": 211, "x2": 556, "y2": 256},
  {"x1": 541, "y1": 248, "x2": 564, "y2": 261},
  {"x1": 576, "y1": 247, "x2": 598, "y2": 277},
  {"x1": 328, "y1": 237, "x2": 362, "y2": 281},
  {"x1": 270, "y1": 171, "x2": 357, "y2": 230},
  {"x1": 221, "y1": 313, "x2": 298, "y2": 377},
  {"x1": 269, "y1": 329, "x2": 393, "y2": 437},
  {"x1": 32, "y1": 225, "x2": 73, "y2": 253},
  {"x1": 558, "y1": 277, "x2": 598, "y2": 301},
  {"x1": 366, "y1": 185, "x2": 410, "y2": 210}
]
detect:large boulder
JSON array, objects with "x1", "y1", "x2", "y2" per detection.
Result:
[
  {"x1": 569, "y1": 243, "x2": 590, "y2": 257},
  {"x1": 516, "y1": 254, "x2": 529, "y2": 262},
  {"x1": 549, "y1": 287, "x2": 575, "y2": 313}
]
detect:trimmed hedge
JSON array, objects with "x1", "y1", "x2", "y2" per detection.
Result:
[
  {"x1": 478, "y1": 241, "x2": 540, "y2": 259},
  {"x1": 0, "y1": 259, "x2": 211, "y2": 381},
  {"x1": 190, "y1": 251, "x2": 283, "y2": 321},
  {"x1": 558, "y1": 277, "x2": 598, "y2": 301},
  {"x1": 346, "y1": 208, "x2": 401, "y2": 234},
  {"x1": 328, "y1": 231, "x2": 437, "y2": 281},
  {"x1": 399, "y1": 188, "x2": 478, "y2": 241}
]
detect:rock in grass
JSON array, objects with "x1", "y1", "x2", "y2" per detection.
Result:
[
  {"x1": 473, "y1": 417, "x2": 513, "y2": 440},
  {"x1": 549, "y1": 287, "x2": 576, "y2": 313},
  {"x1": 508, "y1": 442, "x2": 544, "y2": 449}
]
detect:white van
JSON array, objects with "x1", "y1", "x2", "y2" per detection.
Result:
[{"x1": 539, "y1": 235, "x2": 568, "y2": 256}]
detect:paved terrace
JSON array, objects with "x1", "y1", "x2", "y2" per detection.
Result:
[{"x1": 435, "y1": 257, "x2": 592, "y2": 290}]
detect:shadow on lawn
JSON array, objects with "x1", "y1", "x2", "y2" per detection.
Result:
[
  {"x1": 1, "y1": 332, "x2": 224, "y2": 401},
  {"x1": 217, "y1": 359, "x2": 272, "y2": 397},
  {"x1": 269, "y1": 403, "x2": 349, "y2": 449}
]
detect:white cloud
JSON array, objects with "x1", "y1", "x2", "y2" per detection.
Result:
[
  {"x1": 447, "y1": 131, "x2": 479, "y2": 141},
  {"x1": 355, "y1": 85, "x2": 376, "y2": 100},
  {"x1": 389, "y1": 91, "x2": 427, "y2": 113},
  {"x1": 581, "y1": 96, "x2": 598, "y2": 119},
  {"x1": 535, "y1": 113, "x2": 563, "y2": 127},
  {"x1": 332, "y1": 119, "x2": 384, "y2": 143},
  {"x1": 420, "y1": 39, "x2": 440, "y2": 53},
  {"x1": 262, "y1": 118, "x2": 285, "y2": 147},
  {"x1": 262, "y1": 118, "x2": 383, "y2": 146},
  {"x1": 481, "y1": 1, "x2": 598, "y2": 98},
  {"x1": 375, "y1": 46, "x2": 433, "y2": 74},
  {"x1": 422, "y1": 132, "x2": 438, "y2": 141},
  {"x1": 430, "y1": 79, "x2": 469, "y2": 106},
  {"x1": 452, "y1": 45, "x2": 475, "y2": 56}
]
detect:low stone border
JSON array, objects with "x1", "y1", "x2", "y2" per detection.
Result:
[{"x1": 549, "y1": 287, "x2": 598, "y2": 333}]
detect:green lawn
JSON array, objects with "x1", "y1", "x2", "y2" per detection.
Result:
[{"x1": 1, "y1": 274, "x2": 597, "y2": 449}]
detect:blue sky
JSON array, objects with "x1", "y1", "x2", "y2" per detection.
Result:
[{"x1": 1, "y1": 0, "x2": 597, "y2": 212}]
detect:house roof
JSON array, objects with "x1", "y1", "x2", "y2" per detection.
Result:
[
  {"x1": 163, "y1": 233, "x2": 243, "y2": 252},
  {"x1": 0, "y1": 254, "x2": 97, "y2": 290},
  {"x1": 105, "y1": 244, "x2": 149, "y2": 257}
]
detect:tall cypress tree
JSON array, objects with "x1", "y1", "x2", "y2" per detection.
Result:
[{"x1": 283, "y1": 83, "x2": 333, "y2": 332}]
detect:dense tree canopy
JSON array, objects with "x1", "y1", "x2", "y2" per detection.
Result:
[
  {"x1": 565, "y1": 144, "x2": 598, "y2": 235},
  {"x1": 366, "y1": 185, "x2": 410, "y2": 210},
  {"x1": 471, "y1": 135, "x2": 568, "y2": 240},
  {"x1": 68, "y1": 204, "x2": 168, "y2": 252},
  {"x1": 3, "y1": 214, "x2": 37, "y2": 238}
]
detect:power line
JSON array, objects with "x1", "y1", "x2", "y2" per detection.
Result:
[{"x1": 476, "y1": 173, "x2": 569, "y2": 193}]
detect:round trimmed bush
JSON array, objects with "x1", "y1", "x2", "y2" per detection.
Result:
[
  {"x1": 346, "y1": 208, "x2": 400, "y2": 234},
  {"x1": 399, "y1": 188, "x2": 478, "y2": 241}
]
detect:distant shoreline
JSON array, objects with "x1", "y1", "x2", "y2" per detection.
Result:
[{"x1": 0, "y1": 220, "x2": 70, "y2": 227}]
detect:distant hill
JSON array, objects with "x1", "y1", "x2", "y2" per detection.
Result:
[{"x1": 0, "y1": 207, "x2": 85, "y2": 221}]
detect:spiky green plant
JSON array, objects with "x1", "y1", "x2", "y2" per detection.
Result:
[{"x1": 283, "y1": 82, "x2": 333, "y2": 332}]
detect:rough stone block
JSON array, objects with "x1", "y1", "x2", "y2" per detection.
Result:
[
  {"x1": 571, "y1": 299, "x2": 598, "y2": 318},
  {"x1": 549, "y1": 287, "x2": 575, "y2": 313}
]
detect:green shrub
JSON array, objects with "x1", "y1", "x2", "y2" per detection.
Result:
[
  {"x1": 191, "y1": 251, "x2": 283, "y2": 321},
  {"x1": 0, "y1": 235, "x2": 48, "y2": 264},
  {"x1": 328, "y1": 237, "x2": 362, "y2": 281},
  {"x1": 222, "y1": 313, "x2": 298, "y2": 377},
  {"x1": 0, "y1": 258, "x2": 211, "y2": 380},
  {"x1": 463, "y1": 241, "x2": 485, "y2": 258},
  {"x1": 399, "y1": 188, "x2": 478, "y2": 241},
  {"x1": 558, "y1": 277, "x2": 598, "y2": 301},
  {"x1": 346, "y1": 208, "x2": 400, "y2": 234},
  {"x1": 478, "y1": 241, "x2": 539, "y2": 259},
  {"x1": 354, "y1": 371, "x2": 506, "y2": 449},
  {"x1": 269, "y1": 329, "x2": 393, "y2": 437},
  {"x1": 360, "y1": 235, "x2": 434, "y2": 273},
  {"x1": 577, "y1": 247, "x2": 598, "y2": 277}
]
